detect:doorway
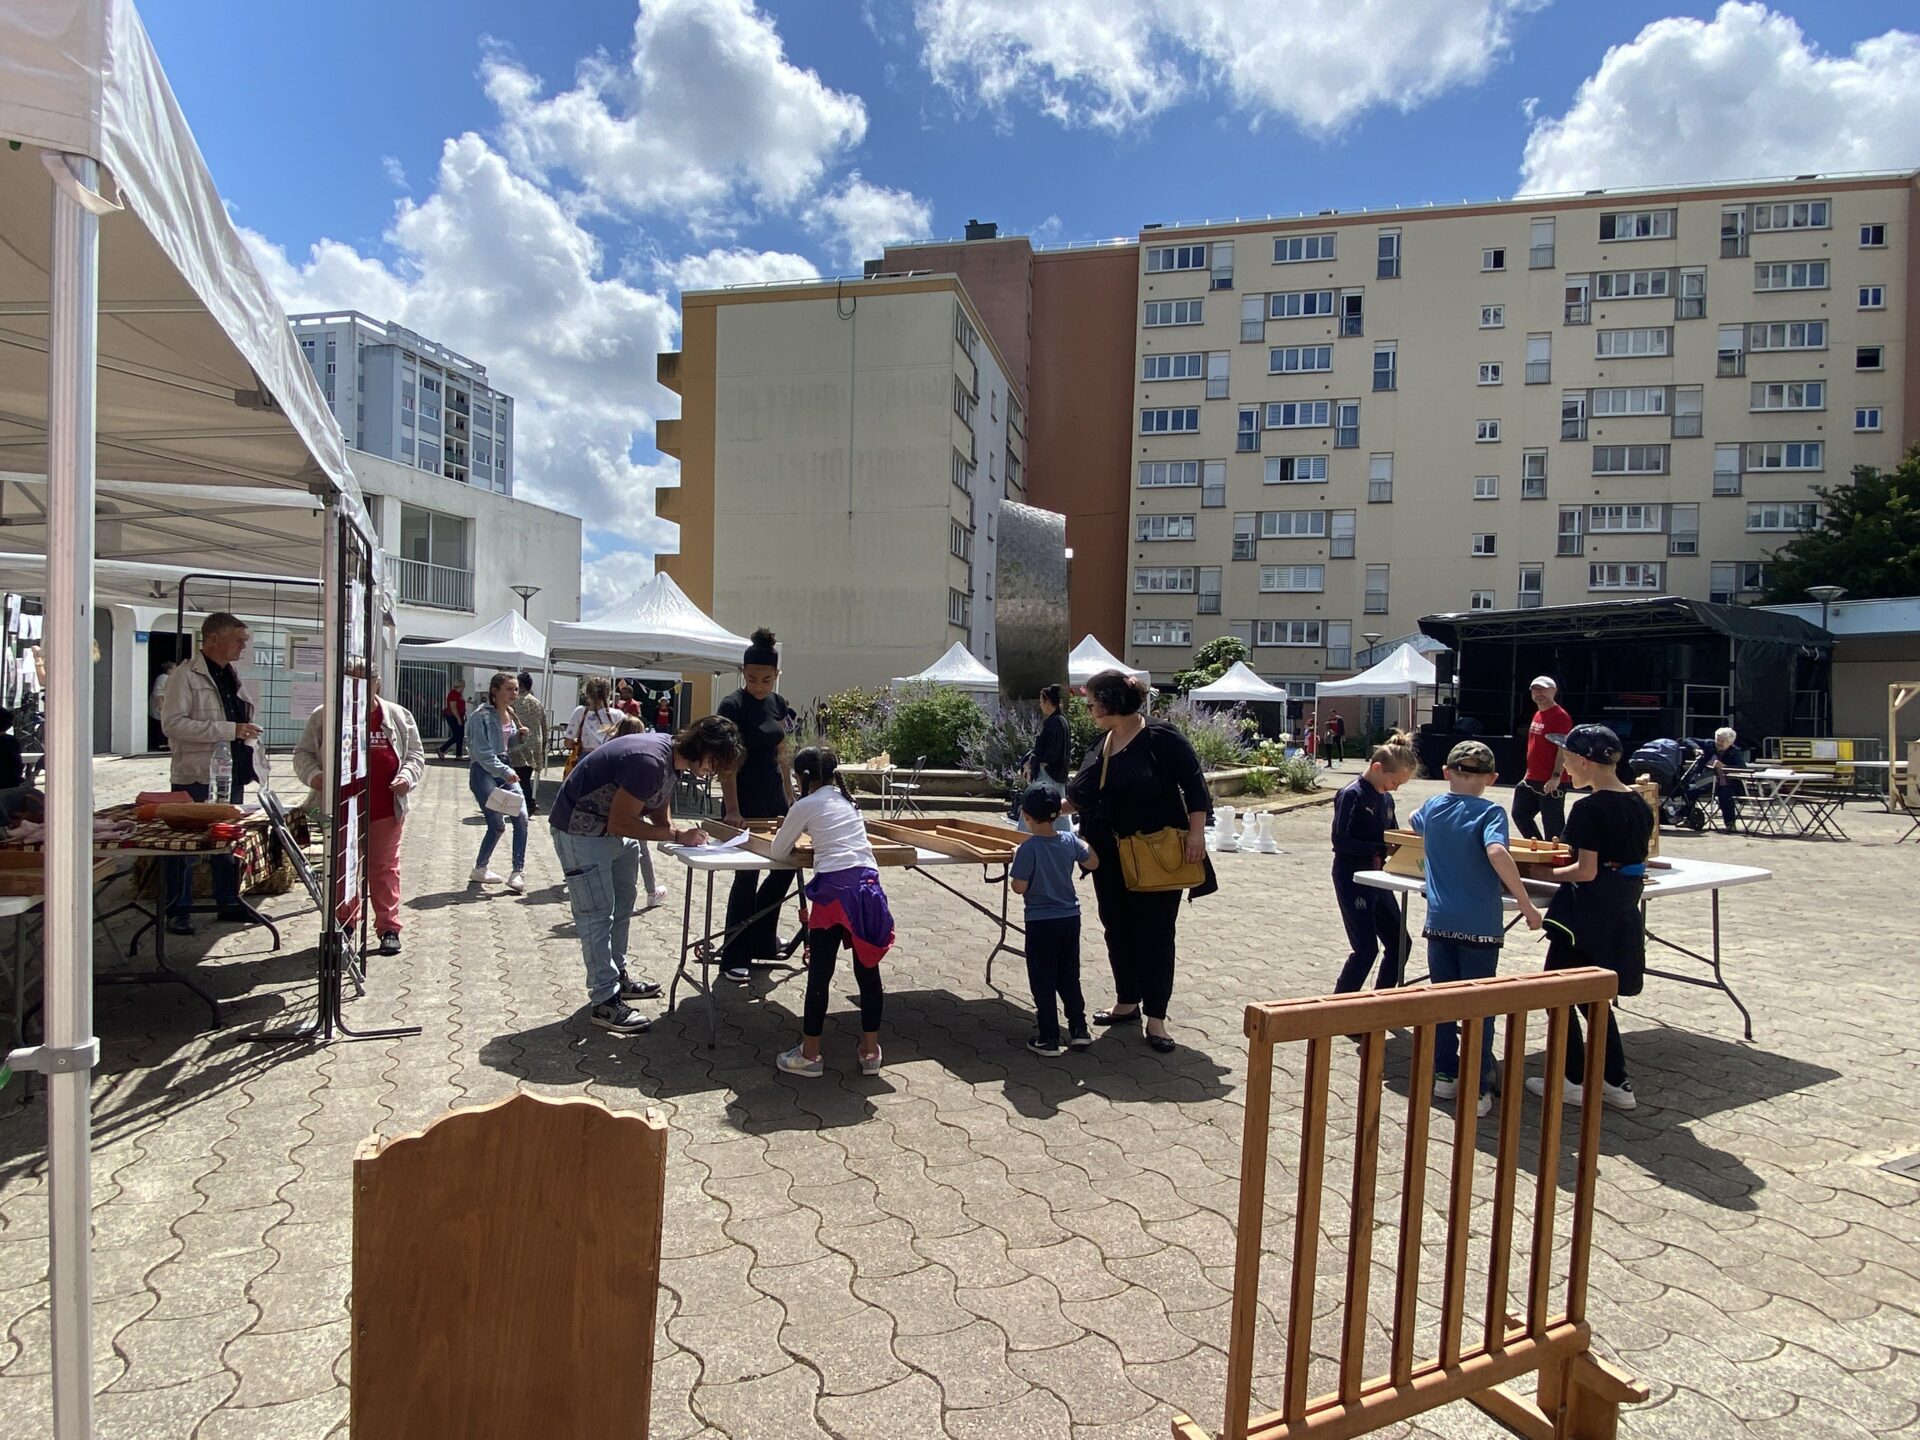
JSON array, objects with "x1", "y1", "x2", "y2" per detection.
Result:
[{"x1": 147, "y1": 629, "x2": 191, "y2": 752}]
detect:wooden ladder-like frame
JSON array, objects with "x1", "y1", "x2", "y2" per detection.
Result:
[{"x1": 1173, "y1": 970, "x2": 1647, "y2": 1440}]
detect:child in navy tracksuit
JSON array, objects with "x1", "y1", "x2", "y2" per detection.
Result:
[{"x1": 1329, "y1": 734, "x2": 1417, "y2": 992}]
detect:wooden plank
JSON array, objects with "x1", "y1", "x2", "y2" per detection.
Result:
[
  {"x1": 1249, "y1": 970, "x2": 1616, "y2": 1046},
  {"x1": 1391, "y1": 1024, "x2": 1435, "y2": 1387},
  {"x1": 1466, "y1": 1380, "x2": 1557, "y2": 1440},
  {"x1": 1283, "y1": 1036, "x2": 1333, "y2": 1424},
  {"x1": 1222, "y1": 1038, "x2": 1277, "y2": 1440},
  {"x1": 1339, "y1": 1031, "x2": 1386, "y2": 1404},
  {"x1": 865, "y1": 818, "x2": 1013, "y2": 862},
  {"x1": 1439, "y1": 1016, "x2": 1480, "y2": 1368},
  {"x1": 1484, "y1": 1010, "x2": 1527, "y2": 1352},
  {"x1": 703, "y1": 817, "x2": 917, "y2": 868},
  {"x1": 1528, "y1": 1007, "x2": 1570, "y2": 1337},
  {"x1": 351, "y1": 1093, "x2": 668, "y2": 1440},
  {"x1": 1564, "y1": 999, "x2": 1610, "y2": 1325}
]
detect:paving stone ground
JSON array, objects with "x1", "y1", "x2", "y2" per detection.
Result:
[{"x1": 1, "y1": 754, "x2": 1917, "y2": 1437}]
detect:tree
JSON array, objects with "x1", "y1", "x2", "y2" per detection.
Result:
[
  {"x1": 1174, "y1": 635, "x2": 1250, "y2": 691},
  {"x1": 1761, "y1": 447, "x2": 1920, "y2": 604}
]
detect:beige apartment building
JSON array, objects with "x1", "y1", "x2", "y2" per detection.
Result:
[
  {"x1": 1121, "y1": 171, "x2": 1917, "y2": 684},
  {"x1": 657, "y1": 275, "x2": 1025, "y2": 705}
]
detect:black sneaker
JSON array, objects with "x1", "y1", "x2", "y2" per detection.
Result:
[
  {"x1": 166, "y1": 914, "x2": 195, "y2": 936},
  {"x1": 1066, "y1": 1029, "x2": 1093, "y2": 1050},
  {"x1": 723, "y1": 965, "x2": 752, "y2": 984},
  {"x1": 617, "y1": 972, "x2": 663, "y2": 1001},
  {"x1": 216, "y1": 905, "x2": 253, "y2": 923},
  {"x1": 377, "y1": 932, "x2": 402, "y2": 956},
  {"x1": 1026, "y1": 1035, "x2": 1067, "y2": 1057},
  {"x1": 591, "y1": 999, "x2": 651, "y2": 1034}
]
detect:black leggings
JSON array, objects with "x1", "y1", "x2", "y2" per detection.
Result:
[
  {"x1": 802, "y1": 927, "x2": 884, "y2": 1037},
  {"x1": 726, "y1": 866, "x2": 798, "y2": 965},
  {"x1": 1086, "y1": 834, "x2": 1181, "y2": 1019},
  {"x1": 1512, "y1": 782, "x2": 1565, "y2": 841},
  {"x1": 1545, "y1": 935, "x2": 1628, "y2": 1086},
  {"x1": 1332, "y1": 864, "x2": 1404, "y2": 992}
]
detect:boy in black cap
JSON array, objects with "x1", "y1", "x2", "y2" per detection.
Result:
[{"x1": 1010, "y1": 784, "x2": 1097, "y2": 1056}]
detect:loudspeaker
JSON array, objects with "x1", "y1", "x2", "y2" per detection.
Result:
[
  {"x1": 1434, "y1": 652, "x2": 1455, "y2": 685},
  {"x1": 1431, "y1": 703, "x2": 1456, "y2": 732}
]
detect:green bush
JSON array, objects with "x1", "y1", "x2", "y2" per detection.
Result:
[
  {"x1": 885, "y1": 683, "x2": 988, "y2": 768},
  {"x1": 814, "y1": 686, "x2": 894, "y2": 762},
  {"x1": 1160, "y1": 697, "x2": 1250, "y2": 773},
  {"x1": 1065, "y1": 692, "x2": 1100, "y2": 764},
  {"x1": 1276, "y1": 755, "x2": 1323, "y2": 793},
  {"x1": 1238, "y1": 768, "x2": 1278, "y2": 797}
]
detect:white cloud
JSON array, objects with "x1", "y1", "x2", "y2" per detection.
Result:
[
  {"x1": 912, "y1": 0, "x2": 1538, "y2": 134},
  {"x1": 380, "y1": 155, "x2": 410, "y2": 192},
  {"x1": 1520, "y1": 3, "x2": 1920, "y2": 194},
  {"x1": 484, "y1": 0, "x2": 867, "y2": 224},
  {"x1": 580, "y1": 542, "x2": 656, "y2": 619},
  {"x1": 664, "y1": 246, "x2": 821, "y2": 292},
  {"x1": 802, "y1": 174, "x2": 934, "y2": 268}
]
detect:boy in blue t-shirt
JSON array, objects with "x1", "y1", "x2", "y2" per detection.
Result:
[
  {"x1": 1410, "y1": 740, "x2": 1544, "y2": 1114},
  {"x1": 1009, "y1": 784, "x2": 1098, "y2": 1056}
]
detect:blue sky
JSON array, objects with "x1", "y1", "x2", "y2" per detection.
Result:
[{"x1": 139, "y1": 0, "x2": 1919, "y2": 613}]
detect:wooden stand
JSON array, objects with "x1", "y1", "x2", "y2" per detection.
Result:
[
  {"x1": 866, "y1": 816, "x2": 1026, "y2": 862},
  {"x1": 699, "y1": 817, "x2": 918, "y2": 868}
]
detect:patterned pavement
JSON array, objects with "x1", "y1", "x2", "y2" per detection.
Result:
[{"x1": 0, "y1": 755, "x2": 1917, "y2": 1437}]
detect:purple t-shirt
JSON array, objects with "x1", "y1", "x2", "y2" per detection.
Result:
[{"x1": 548, "y1": 733, "x2": 674, "y2": 837}]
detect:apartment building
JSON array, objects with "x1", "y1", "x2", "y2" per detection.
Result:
[
  {"x1": 289, "y1": 312, "x2": 517, "y2": 496},
  {"x1": 657, "y1": 275, "x2": 1026, "y2": 703},
  {"x1": 1120, "y1": 171, "x2": 1916, "y2": 683}
]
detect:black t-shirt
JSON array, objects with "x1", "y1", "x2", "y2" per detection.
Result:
[
  {"x1": 718, "y1": 688, "x2": 789, "y2": 818},
  {"x1": 208, "y1": 661, "x2": 257, "y2": 789},
  {"x1": 1563, "y1": 789, "x2": 1652, "y2": 867}
]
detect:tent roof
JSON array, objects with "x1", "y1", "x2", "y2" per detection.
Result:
[
  {"x1": 1317, "y1": 643, "x2": 1438, "y2": 697},
  {"x1": 0, "y1": 0, "x2": 373, "y2": 570},
  {"x1": 894, "y1": 640, "x2": 998, "y2": 691},
  {"x1": 1069, "y1": 634, "x2": 1150, "y2": 686},
  {"x1": 545, "y1": 573, "x2": 750, "y2": 672},
  {"x1": 1189, "y1": 661, "x2": 1289, "y2": 703},
  {"x1": 399, "y1": 610, "x2": 547, "y2": 671},
  {"x1": 1419, "y1": 595, "x2": 1830, "y2": 650}
]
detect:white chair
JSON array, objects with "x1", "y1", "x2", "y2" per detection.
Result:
[{"x1": 889, "y1": 756, "x2": 928, "y2": 819}]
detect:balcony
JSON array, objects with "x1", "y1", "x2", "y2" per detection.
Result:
[
  {"x1": 656, "y1": 417, "x2": 683, "y2": 458},
  {"x1": 385, "y1": 554, "x2": 474, "y2": 613},
  {"x1": 657, "y1": 350, "x2": 683, "y2": 394}
]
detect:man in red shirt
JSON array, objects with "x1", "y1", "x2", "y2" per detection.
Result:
[
  {"x1": 436, "y1": 679, "x2": 467, "y2": 760},
  {"x1": 615, "y1": 679, "x2": 644, "y2": 718},
  {"x1": 1513, "y1": 675, "x2": 1571, "y2": 841}
]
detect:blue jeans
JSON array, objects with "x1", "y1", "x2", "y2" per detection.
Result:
[
  {"x1": 469, "y1": 765, "x2": 527, "y2": 872},
  {"x1": 1428, "y1": 937, "x2": 1500, "y2": 1089},
  {"x1": 552, "y1": 829, "x2": 641, "y2": 1005},
  {"x1": 166, "y1": 782, "x2": 242, "y2": 916}
]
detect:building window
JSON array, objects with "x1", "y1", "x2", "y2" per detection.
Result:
[
  {"x1": 1145, "y1": 299, "x2": 1204, "y2": 326},
  {"x1": 1755, "y1": 260, "x2": 1828, "y2": 291},
  {"x1": 1749, "y1": 319, "x2": 1826, "y2": 351},
  {"x1": 1478, "y1": 362, "x2": 1502, "y2": 386},
  {"x1": 1857, "y1": 345, "x2": 1885, "y2": 372},
  {"x1": 1330, "y1": 510, "x2": 1355, "y2": 558},
  {"x1": 1672, "y1": 386, "x2": 1703, "y2": 438},
  {"x1": 1525, "y1": 334, "x2": 1550, "y2": 384},
  {"x1": 955, "y1": 307, "x2": 978, "y2": 354},
  {"x1": 1340, "y1": 290, "x2": 1365, "y2": 337},
  {"x1": 1138, "y1": 459, "x2": 1200, "y2": 488},
  {"x1": 1202, "y1": 459, "x2": 1227, "y2": 508},
  {"x1": 1471, "y1": 590, "x2": 1497, "y2": 611},
  {"x1": 1557, "y1": 507, "x2": 1584, "y2": 556},
  {"x1": 1521, "y1": 450, "x2": 1547, "y2": 499},
  {"x1": 1676, "y1": 267, "x2": 1707, "y2": 320},
  {"x1": 1861, "y1": 223, "x2": 1887, "y2": 248},
  {"x1": 1591, "y1": 444, "x2": 1669, "y2": 475},
  {"x1": 1142, "y1": 352, "x2": 1206, "y2": 381},
  {"x1": 1720, "y1": 207, "x2": 1749, "y2": 257},
  {"x1": 954, "y1": 379, "x2": 976, "y2": 426},
  {"x1": 1232, "y1": 513, "x2": 1257, "y2": 560},
  {"x1": 1269, "y1": 345, "x2": 1334, "y2": 374},
  {"x1": 1750, "y1": 381, "x2": 1825, "y2": 411},
  {"x1": 1197, "y1": 567, "x2": 1223, "y2": 613},
  {"x1": 1592, "y1": 386, "x2": 1667, "y2": 417},
  {"x1": 1474, "y1": 474, "x2": 1499, "y2": 500},
  {"x1": 1204, "y1": 351, "x2": 1231, "y2": 399},
  {"x1": 1859, "y1": 285, "x2": 1885, "y2": 310},
  {"x1": 1529, "y1": 217, "x2": 1555, "y2": 270},
  {"x1": 1471, "y1": 532, "x2": 1497, "y2": 556},
  {"x1": 1260, "y1": 564, "x2": 1326, "y2": 593},
  {"x1": 1710, "y1": 562, "x2": 1771, "y2": 604},
  {"x1": 1589, "y1": 503, "x2": 1664, "y2": 533},
  {"x1": 1136, "y1": 514, "x2": 1196, "y2": 541},
  {"x1": 1368, "y1": 453, "x2": 1393, "y2": 504},
  {"x1": 1135, "y1": 565, "x2": 1197, "y2": 593},
  {"x1": 1241, "y1": 294, "x2": 1266, "y2": 343},
  {"x1": 1133, "y1": 619, "x2": 1192, "y2": 647},
  {"x1": 1476, "y1": 419, "x2": 1501, "y2": 443},
  {"x1": 1600, "y1": 209, "x2": 1674, "y2": 241},
  {"x1": 1589, "y1": 562, "x2": 1663, "y2": 591},
  {"x1": 1270, "y1": 289, "x2": 1336, "y2": 319},
  {"x1": 1480, "y1": 304, "x2": 1504, "y2": 329},
  {"x1": 1211, "y1": 242, "x2": 1235, "y2": 290},
  {"x1": 1752, "y1": 199, "x2": 1829, "y2": 231},
  {"x1": 1140, "y1": 407, "x2": 1201, "y2": 434},
  {"x1": 1238, "y1": 407, "x2": 1262, "y2": 452},
  {"x1": 1596, "y1": 327, "x2": 1671, "y2": 357},
  {"x1": 1377, "y1": 230, "x2": 1401, "y2": 279},
  {"x1": 1746, "y1": 501, "x2": 1820, "y2": 532},
  {"x1": 1363, "y1": 564, "x2": 1390, "y2": 614},
  {"x1": 950, "y1": 518, "x2": 973, "y2": 560},
  {"x1": 1273, "y1": 234, "x2": 1336, "y2": 264},
  {"x1": 1596, "y1": 269, "x2": 1671, "y2": 299},
  {"x1": 1744, "y1": 440, "x2": 1823, "y2": 471},
  {"x1": 1146, "y1": 244, "x2": 1209, "y2": 272},
  {"x1": 1256, "y1": 619, "x2": 1324, "y2": 647},
  {"x1": 1326, "y1": 621, "x2": 1354, "y2": 669},
  {"x1": 953, "y1": 449, "x2": 975, "y2": 492},
  {"x1": 1668, "y1": 503, "x2": 1699, "y2": 556},
  {"x1": 1266, "y1": 455, "x2": 1329, "y2": 485},
  {"x1": 1856, "y1": 407, "x2": 1883, "y2": 432},
  {"x1": 1259, "y1": 509, "x2": 1328, "y2": 539},
  {"x1": 1563, "y1": 275, "x2": 1590, "y2": 324},
  {"x1": 1518, "y1": 564, "x2": 1544, "y2": 608},
  {"x1": 1373, "y1": 343, "x2": 1398, "y2": 392},
  {"x1": 1266, "y1": 400, "x2": 1331, "y2": 429},
  {"x1": 1482, "y1": 247, "x2": 1506, "y2": 272},
  {"x1": 1335, "y1": 401, "x2": 1360, "y2": 449}
]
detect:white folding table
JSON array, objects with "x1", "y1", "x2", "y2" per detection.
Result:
[{"x1": 1353, "y1": 855, "x2": 1772, "y2": 1040}]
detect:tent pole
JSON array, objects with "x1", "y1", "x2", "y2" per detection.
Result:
[{"x1": 43, "y1": 151, "x2": 102, "y2": 1440}]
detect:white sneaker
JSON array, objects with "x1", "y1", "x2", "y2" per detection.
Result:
[
  {"x1": 1476, "y1": 1091, "x2": 1493, "y2": 1118},
  {"x1": 1525, "y1": 1074, "x2": 1584, "y2": 1107},
  {"x1": 859, "y1": 1046, "x2": 883, "y2": 1076},
  {"x1": 469, "y1": 867, "x2": 502, "y2": 885},
  {"x1": 1601, "y1": 1078, "x2": 1637, "y2": 1111},
  {"x1": 506, "y1": 870, "x2": 527, "y2": 894},
  {"x1": 776, "y1": 1046, "x2": 823, "y2": 1077},
  {"x1": 651, "y1": 884, "x2": 670, "y2": 904},
  {"x1": 1432, "y1": 1074, "x2": 1459, "y2": 1101}
]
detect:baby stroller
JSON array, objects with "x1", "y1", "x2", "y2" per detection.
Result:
[{"x1": 1628, "y1": 737, "x2": 1714, "y2": 831}]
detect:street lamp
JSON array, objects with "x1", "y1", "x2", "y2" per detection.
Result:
[
  {"x1": 510, "y1": 584, "x2": 541, "y2": 619},
  {"x1": 1805, "y1": 585, "x2": 1845, "y2": 738},
  {"x1": 1361, "y1": 631, "x2": 1382, "y2": 665}
]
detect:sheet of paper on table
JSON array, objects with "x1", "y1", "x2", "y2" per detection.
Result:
[{"x1": 667, "y1": 829, "x2": 754, "y2": 855}]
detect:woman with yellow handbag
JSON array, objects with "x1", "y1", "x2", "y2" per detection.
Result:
[{"x1": 1063, "y1": 670, "x2": 1216, "y2": 1053}]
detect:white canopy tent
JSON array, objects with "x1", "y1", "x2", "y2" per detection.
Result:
[
  {"x1": 1317, "y1": 643, "x2": 1439, "y2": 732},
  {"x1": 1, "y1": 2, "x2": 378, "y2": 1432},
  {"x1": 545, "y1": 573, "x2": 750, "y2": 673},
  {"x1": 1068, "y1": 634, "x2": 1150, "y2": 687},
  {"x1": 399, "y1": 609, "x2": 548, "y2": 673},
  {"x1": 893, "y1": 640, "x2": 998, "y2": 693},
  {"x1": 1188, "y1": 661, "x2": 1290, "y2": 704}
]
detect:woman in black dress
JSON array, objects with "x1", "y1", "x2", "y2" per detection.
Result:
[
  {"x1": 1029, "y1": 684, "x2": 1070, "y2": 794},
  {"x1": 1063, "y1": 670, "x2": 1216, "y2": 1053},
  {"x1": 719, "y1": 628, "x2": 797, "y2": 983}
]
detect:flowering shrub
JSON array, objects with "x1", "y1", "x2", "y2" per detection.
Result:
[{"x1": 1159, "y1": 697, "x2": 1251, "y2": 772}]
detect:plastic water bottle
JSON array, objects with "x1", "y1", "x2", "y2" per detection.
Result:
[{"x1": 211, "y1": 743, "x2": 233, "y2": 804}]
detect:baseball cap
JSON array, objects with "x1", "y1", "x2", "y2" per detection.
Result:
[
  {"x1": 1445, "y1": 740, "x2": 1497, "y2": 774},
  {"x1": 1529, "y1": 675, "x2": 1558, "y2": 691},
  {"x1": 1018, "y1": 784, "x2": 1064, "y2": 822},
  {"x1": 1562, "y1": 724, "x2": 1623, "y2": 764}
]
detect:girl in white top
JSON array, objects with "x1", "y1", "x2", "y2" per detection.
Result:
[
  {"x1": 566, "y1": 676, "x2": 619, "y2": 754},
  {"x1": 771, "y1": 747, "x2": 895, "y2": 1079}
]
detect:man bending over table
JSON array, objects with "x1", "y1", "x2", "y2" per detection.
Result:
[{"x1": 548, "y1": 715, "x2": 743, "y2": 1034}]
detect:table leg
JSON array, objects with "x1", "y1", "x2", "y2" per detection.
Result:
[
  {"x1": 703, "y1": 871, "x2": 717, "y2": 1050},
  {"x1": 1642, "y1": 887, "x2": 1754, "y2": 1042},
  {"x1": 668, "y1": 861, "x2": 696, "y2": 1014}
]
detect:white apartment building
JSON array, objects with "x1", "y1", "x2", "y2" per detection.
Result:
[
  {"x1": 1122, "y1": 171, "x2": 1916, "y2": 684},
  {"x1": 290, "y1": 312, "x2": 516, "y2": 496},
  {"x1": 658, "y1": 275, "x2": 1027, "y2": 703}
]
